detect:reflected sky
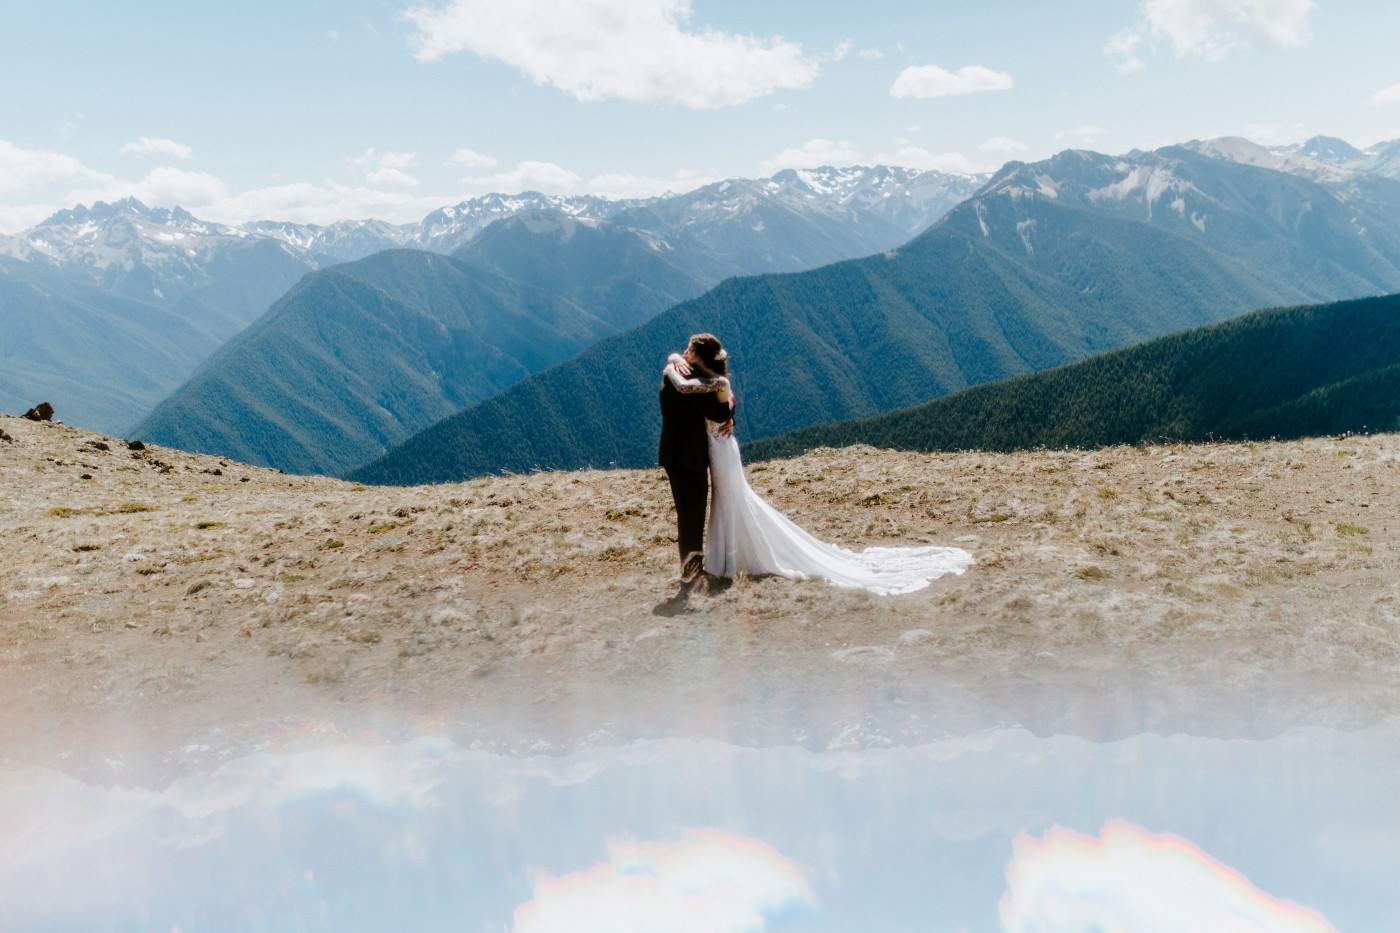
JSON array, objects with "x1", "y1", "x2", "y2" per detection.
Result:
[{"x1": 3, "y1": 725, "x2": 1397, "y2": 932}]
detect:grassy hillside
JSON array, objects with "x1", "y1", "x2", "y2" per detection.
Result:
[
  {"x1": 742, "y1": 293, "x2": 1400, "y2": 460},
  {"x1": 133, "y1": 250, "x2": 613, "y2": 476}
]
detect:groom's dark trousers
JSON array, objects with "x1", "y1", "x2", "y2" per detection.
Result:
[
  {"x1": 658, "y1": 375, "x2": 734, "y2": 560},
  {"x1": 666, "y1": 467, "x2": 709, "y2": 559}
]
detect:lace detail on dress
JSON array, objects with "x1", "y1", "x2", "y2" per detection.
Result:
[{"x1": 664, "y1": 363, "x2": 730, "y2": 395}]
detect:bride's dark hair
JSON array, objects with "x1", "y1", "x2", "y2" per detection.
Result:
[{"x1": 688, "y1": 333, "x2": 728, "y2": 376}]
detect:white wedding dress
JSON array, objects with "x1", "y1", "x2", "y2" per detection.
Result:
[{"x1": 702, "y1": 405, "x2": 973, "y2": 595}]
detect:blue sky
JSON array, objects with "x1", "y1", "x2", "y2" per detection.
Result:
[{"x1": 3, "y1": 0, "x2": 1399, "y2": 232}]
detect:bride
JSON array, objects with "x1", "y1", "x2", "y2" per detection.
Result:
[{"x1": 663, "y1": 337, "x2": 972, "y2": 596}]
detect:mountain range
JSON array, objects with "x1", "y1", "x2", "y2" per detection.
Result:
[
  {"x1": 741, "y1": 292, "x2": 1400, "y2": 460},
  {"x1": 1, "y1": 166, "x2": 982, "y2": 436},
  {"x1": 127, "y1": 169, "x2": 985, "y2": 473},
  {"x1": 348, "y1": 141, "x2": 1400, "y2": 486}
]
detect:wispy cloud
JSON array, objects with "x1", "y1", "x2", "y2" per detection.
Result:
[
  {"x1": 1107, "y1": 0, "x2": 1315, "y2": 72},
  {"x1": 119, "y1": 136, "x2": 194, "y2": 159},
  {"x1": 351, "y1": 149, "x2": 420, "y2": 187},
  {"x1": 449, "y1": 148, "x2": 498, "y2": 169},
  {"x1": 890, "y1": 64, "x2": 1013, "y2": 99},
  {"x1": 979, "y1": 136, "x2": 1028, "y2": 154},
  {"x1": 405, "y1": 0, "x2": 820, "y2": 108},
  {"x1": 1373, "y1": 84, "x2": 1400, "y2": 106},
  {"x1": 1054, "y1": 125, "x2": 1107, "y2": 145}
]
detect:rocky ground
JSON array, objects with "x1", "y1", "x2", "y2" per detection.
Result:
[{"x1": 3, "y1": 413, "x2": 1399, "y2": 776}]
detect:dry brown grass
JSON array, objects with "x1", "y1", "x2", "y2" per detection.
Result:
[{"x1": 4, "y1": 414, "x2": 1400, "y2": 763}]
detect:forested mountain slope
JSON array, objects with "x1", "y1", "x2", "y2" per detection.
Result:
[
  {"x1": 0, "y1": 236, "x2": 321, "y2": 433},
  {"x1": 132, "y1": 251, "x2": 612, "y2": 475},
  {"x1": 742, "y1": 293, "x2": 1400, "y2": 460},
  {"x1": 349, "y1": 145, "x2": 1400, "y2": 486}
]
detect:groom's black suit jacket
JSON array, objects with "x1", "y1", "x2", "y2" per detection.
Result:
[{"x1": 658, "y1": 376, "x2": 732, "y2": 473}]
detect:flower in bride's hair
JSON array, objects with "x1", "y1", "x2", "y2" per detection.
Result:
[{"x1": 715, "y1": 348, "x2": 728, "y2": 361}]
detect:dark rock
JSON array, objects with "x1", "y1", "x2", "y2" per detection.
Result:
[
  {"x1": 86, "y1": 441, "x2": 110, "y2": 452},
  {"x1": 0, "y1": 428, "x2": 11, "y2": 443},
  {"x1": 22, "y1": 402, "x2": 54, "y2": 422},
  {"x1": 125, "y1": 439, "x2": 146, "y2": 451}
]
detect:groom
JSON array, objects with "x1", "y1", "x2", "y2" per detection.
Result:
[{"x1": 657, "y1": 334, "x2": 733, "y2": 595}]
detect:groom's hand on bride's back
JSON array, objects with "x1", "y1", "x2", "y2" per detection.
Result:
[{"x1": 717, "y1": 419, "x2": 734, "y2": 437}]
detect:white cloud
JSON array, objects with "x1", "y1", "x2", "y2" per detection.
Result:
[
  {"x1": 1372, "y1": 84, "x2": 1400, "y2": 106},
  {"x1": 586, "y1": 169, "x2": 713, "y2": 199},
  {"x1": 1104, "y1": 27, "x2": 1147, "y2": 73},
  {"x1": 857, "y1": 47, "x2": 883, "y2": 59},
  {"x1": 877, "y1": 146, "x2": 985, "y2": 174},
  {"x1": 0, "y1": 203, "x2": 56, "y2": 233},
  {"x1": 450, "y1": 147, "x2": 498, "y2": 169},
  {"x1": 119, "y1": 136, "x2": 194, "y2": 159},
  {"x1": 890, "y1": 64, "x2": 1013, "y2": 99},
  {"x1": 0, "y1": 140, "x2": 103, "y2": 197},
  {"x1": 1107, "y1": 0, "x2": 1314, "y2": 70},
  {"x1": 760, "y1": 138, "x2": 863, "y2": 173},
  {"x1": 405, "y1": 0, "x2": 820, "y2": 108},
  {"x1": 828, "y1": 40, "x2": 852, "y2": 62},
  {"x1": 999, "y1": 821, "x2": 1338, "y2": 933},
  {"x1": 979, "y1": 136, "x2": 1027, "y2": 154},
  {"x1": 460, "y1": 160, "x2": 582, "y2": 195},
  {"x1": 510, "y1": 829, "x2": 813, "y2": 933},
  {"x1": 65, "y1": 166, "x2": 230, "y2": 213},
  {"x1": 366, "y1": 167, "x2": 420, "y2": 186}
]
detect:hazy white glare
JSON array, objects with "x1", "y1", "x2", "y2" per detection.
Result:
[
  {"x1": 511, "y1": 829, "x2": 814, "y2": 933},
  {"x1": 405, "y1": 0, "x2": 820, "y2": 108},
  {"x1": 999, "y1": 820, "x2": 1338, "y2": 933}
]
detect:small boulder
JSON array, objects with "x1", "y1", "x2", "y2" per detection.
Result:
[
  {"x1": 22, "y1": 402, "x2": 54, "y2": 422},
  {"x1": 0, "y1": 428, "x2": 12, "y2": 443},
  {"x1": 125, "y1": 439, "x2": 146, "y2": 451}
]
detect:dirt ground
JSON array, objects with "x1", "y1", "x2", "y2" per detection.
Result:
[{"x1": 3, "y1": 413, "x2": 1399, "y2": 775}]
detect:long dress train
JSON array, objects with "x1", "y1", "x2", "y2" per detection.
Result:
[{"x1": 702, "y1": 414, "x2": 973, "y2": 595}]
